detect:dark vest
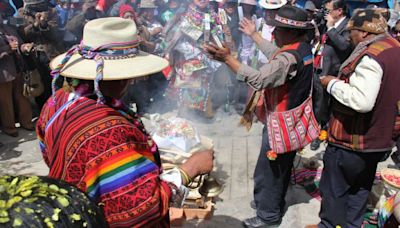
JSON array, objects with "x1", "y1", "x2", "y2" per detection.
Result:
[
  {"x1": 328, "y1": 36, "x2": 400, "y2": 152},
  {"x1": 264, "y1": 42, "x2": 314, "y2": 112}
]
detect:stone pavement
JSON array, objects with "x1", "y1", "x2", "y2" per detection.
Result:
[{"x1": 0, "y1": 108, "x2": 395, "y2": 228}]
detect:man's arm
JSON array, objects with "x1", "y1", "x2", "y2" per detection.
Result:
[
  {"x1": 221, "y1": 49, "x2": 298, "y2": 90},
  {"x1": 326, "y1": 26, "x2": 351, "y2": 52},
  {"x1": 326, "y1": 56, "x2": 383, "y2": 113},
  {"x1": 235, "y1": 52, "x2": 298, "y2": 90},
  {"x1": 250, "y1": 32, "x2": 279, "y2": 59}
]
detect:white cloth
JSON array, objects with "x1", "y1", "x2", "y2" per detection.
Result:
[
  {"x1": 258, "y1": 24, "x2": 275, "y2": 63},
  {"x1": 160, "y1": 167, "x2": 189, "y2": 207},
  {"x1": 327, "y1": 56, "x2": 383, "y2": 113}
]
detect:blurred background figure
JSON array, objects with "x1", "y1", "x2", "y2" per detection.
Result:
[
  {"x1": 164, "y1": 0, "x2": 231, "y2": 119},
  {"x1": 66, "y1": 0, "x2": 103, "y2": 42},
  {"x1": 108, "y1": 0, "x2": 138, "y2": 17},
  {"x1": 238, "y1": 0, "x2": 257, "y2": 66},
  {"x1": 0, "y1": 11, "x2": 33, "y2": 137},
  {"x1": 18, "y1": 0, "x2": 65, "y2": 110},
  {"x1": 160, "y1": 0, "x2": 182, "y2": 25}
]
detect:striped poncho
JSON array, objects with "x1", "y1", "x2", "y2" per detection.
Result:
[{"x1": 36, "y1": 90, "x2": 171, "y2": 227}]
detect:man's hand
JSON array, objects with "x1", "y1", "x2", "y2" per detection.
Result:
[
  {"x1": 20, "y1": 43, "x2": 35, "y2": 54},
  {"x1": 35, "y1": 12, "x2": 49, "y2": 27},
  {"x1": 205, "y1": 43, "x2": 231, "y2": 62},
  {"x1": 325, "y1": 14, "x2": 336, "y2": 29},
  {"x1": 320, "y1": 75, "x2": 337, "y2": 89},
  {"x1": 239, "y1": 18, "x2": 256, "y2": 36},
  {"x1": 179, "y1": 150, "x2": 214, "y2": 180}
]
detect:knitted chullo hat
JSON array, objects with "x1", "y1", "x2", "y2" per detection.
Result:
[
  {"x1": 347, "y1": 8, "x2": 387, "y2": 34},
  {"x1": 119, "y1": 4, "x2": 135, "y2": 18}
]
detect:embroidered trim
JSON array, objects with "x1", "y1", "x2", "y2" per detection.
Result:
[{"x1": 275, "y1": 15, "x2": 309, "y2": 28}]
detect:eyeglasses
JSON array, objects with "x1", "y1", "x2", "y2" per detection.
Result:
[{"x1": 392, "y1": 29, "x2": 400, "y2": 35}]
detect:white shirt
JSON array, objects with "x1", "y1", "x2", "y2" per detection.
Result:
[
  {"x1": 328, "y1": 16, "x2": 346, "y2": 31},
  {"x1": 327, "y1": 56, "x2": 383, "y2": 113}
]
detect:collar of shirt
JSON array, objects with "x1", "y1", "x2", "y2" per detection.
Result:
[{"x1": 333, "y1": 16, "x2": 346, "y2": 29}]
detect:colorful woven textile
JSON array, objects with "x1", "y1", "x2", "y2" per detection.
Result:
[{"x1": 36, "y1": 90, "x2": 171, "y2": 227}]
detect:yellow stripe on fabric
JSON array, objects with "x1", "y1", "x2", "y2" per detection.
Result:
[{"x1": 85, "y1": 153, "x2": 142, "y2": 187}]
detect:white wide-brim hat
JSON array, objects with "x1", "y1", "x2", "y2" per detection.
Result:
[
  {"x1": 240, "y1": 0, "x2": 257, "y2": 6},
  {"x1": 259, "y1": 0, "x2": 287, "y2": 9},
  {"x1": 50, "y1": 17, "x2": 168, "y2": 80}
]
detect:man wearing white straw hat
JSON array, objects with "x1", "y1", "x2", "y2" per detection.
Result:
[{"x1": 36, "y1": 17, "x2": 214, "y2": 227}]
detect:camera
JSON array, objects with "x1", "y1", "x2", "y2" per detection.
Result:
[{"x1": 314, "y1": 7, "x2": 328, "y2": 24}]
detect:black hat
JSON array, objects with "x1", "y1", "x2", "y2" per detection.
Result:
[{"x1": 266, "y1": 5, "x2": 314, "y2": 29}]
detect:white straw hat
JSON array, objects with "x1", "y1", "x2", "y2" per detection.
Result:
[
  {"x1": 139, "y1": 0, "x2": 157, "y2": 8},
  {"x1": 240, "y1": 0, "x2": 257, "y2": 5},
  {"x1": 259, "y1": 0, "x2": 287, "y2": 9},
  {"x1": 50, "y1": 17, "x2": 168, "y2": 81}
]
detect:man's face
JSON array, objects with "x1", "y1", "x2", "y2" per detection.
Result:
[
  {"x1": 224, "y1": 3, "x2": 237, "y2": 14},
  {"x1": 241, "y1": 3, "x2": 254, "y2": 18},
  {"x1": 141, "y1": 8, "x2": 154, "y2": 21},
  {"x1": 325, "y1": 1, "x2": 343, "y2": 20},
  {"x1": 273, "y1": 27, "x2": 297, "y2": 47},
  {"x1": 394, "y1": 22, "x2": 400, "y2": 42},
  {"x1": 264, "y1": 9, "x2": 277, "y2": 21},
  {"x1": 349, "y1": 29, "x2": 367, "y2": 46},
  {"x1": 123, "y1": 12, "x2": 135, "y2": 20},
  {"x1": 193, "y1": 0, "x2": 209, "y2": 10}
]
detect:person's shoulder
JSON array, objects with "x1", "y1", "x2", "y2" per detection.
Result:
[{"x1": 337, "y1": 17, "x2": 350, "y2": 32}]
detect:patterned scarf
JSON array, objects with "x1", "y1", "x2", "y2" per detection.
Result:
[{"x1": 339, "y1": 33, "x2": 387, "y2": 74}]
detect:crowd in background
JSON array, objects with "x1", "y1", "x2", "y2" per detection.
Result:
[{"x1": 0, "y1": 0, "x2": 400, "y2": 137}]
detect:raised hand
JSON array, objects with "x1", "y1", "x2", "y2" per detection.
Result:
[
  {"x1": 205, "y1": 43, "x2": 231, "y2": 62},
  {"x1": 239, "y1": 18, "x2": 256, "y2": 36}
]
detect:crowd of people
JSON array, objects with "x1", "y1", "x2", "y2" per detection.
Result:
[{"x1": 1, "y1": 0, "x2": 400, "y2": 227}]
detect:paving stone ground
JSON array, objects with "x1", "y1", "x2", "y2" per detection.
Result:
[{"x1": 0, "y1": 108, "x2": 394, "y2": 228}]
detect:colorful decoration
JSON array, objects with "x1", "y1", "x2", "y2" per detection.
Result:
[
  {"x1": 266, "y1": 150, "x2": 278, "y2": 160},
  {"x1": 319, "y1": 129, "x2": 328, "y2": 141}
]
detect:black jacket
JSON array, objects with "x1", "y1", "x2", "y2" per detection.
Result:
[{"x1": 325, "y1": 17, "x2": 353, "y2": 64}]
